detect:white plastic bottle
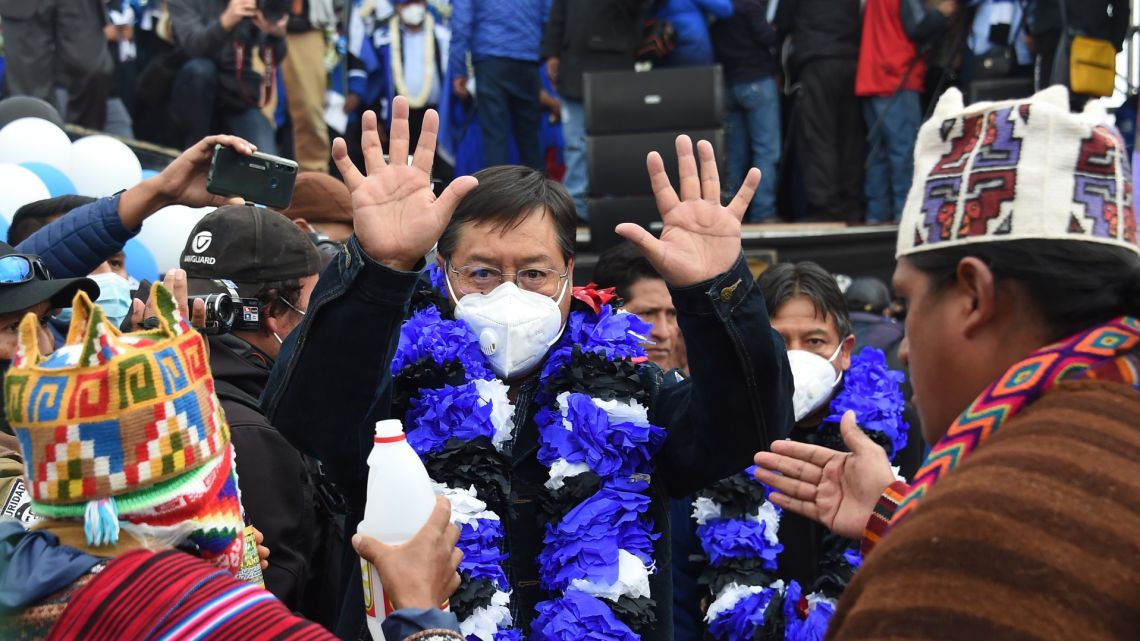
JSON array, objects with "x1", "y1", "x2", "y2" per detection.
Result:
[{"x1": 358, "y1": 419, "x2": 438, "y2": 641}]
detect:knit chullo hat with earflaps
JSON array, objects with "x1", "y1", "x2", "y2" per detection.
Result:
[
  {"x1": 898, "y1": 85, "x2": 1137, "y2": 259},
  {"x1": 6, "y1": 284, "x2": 245, "y2": 572}
]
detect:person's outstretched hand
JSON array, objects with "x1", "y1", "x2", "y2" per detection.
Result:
[
  {"x1": 353, "y1": 496, "x2": 463, "y2": 610},
  {"x1": 616, "y1": 136, "x2": 757, "y2": 287},
  {"x1": 333, "y1": 96, "x2": 478, "y2": 271},
  {"x1": 129, "y1": 269, "x2": 207, "y2": 331},
  {"x1": 753, "y1": 411, "x2": 897, "y2": 540}
]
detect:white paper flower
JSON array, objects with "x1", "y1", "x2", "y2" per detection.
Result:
[
  {"x1": 691, "y1": 496, "x2": 722, "y2": 525},
  {"x1": 459, "y1": 590, "x2": 513, "y2": 641},
  {"x1": 751, "y1": 501, "x2": 782, "y2": 546},
  {"x1": 705, "y1": 580, "x2": 784, "y2": 623},
  {"x1": 568, "y1": 549, "x2": 652, "y2": 600},
  {"x1": 433, "y1": 484, "x2": 500, "y2": 525},
  {"x1": 545, "y1": 458, "x2": 590, "y2": 490},
  {"x1": 474, "y1": 378, "x2": 515, "y2": 451},
  {"x1": 589, "y1": 396, "x2": 650, "y2": 426}
]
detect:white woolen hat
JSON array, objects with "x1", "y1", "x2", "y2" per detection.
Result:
[{"x1": 897, "y1": 86, "x2": 1139, "y2": 258}]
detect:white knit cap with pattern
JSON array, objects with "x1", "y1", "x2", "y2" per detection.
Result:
[{"x1": 897, "y1": 86, "x2": 1139, "y2": 259}]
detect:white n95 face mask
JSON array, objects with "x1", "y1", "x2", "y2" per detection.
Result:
[
  {"x1": 787, "y1": 344, "x2": 844, "y2": 422},
  {"x1": 451, "y1": 278, "x2": 568, "y2": 380},
  {"x1": 399, "y1": 3, "x2": 426, "y2": 25}
]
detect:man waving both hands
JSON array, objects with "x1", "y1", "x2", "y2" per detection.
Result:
[{"x1": 262, "y1": 95, "x2": 793, "y2": 640}]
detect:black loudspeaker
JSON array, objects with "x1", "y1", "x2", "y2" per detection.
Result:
[
  {"x1": 587, "y1": 128, "x2": 724, "y2": 198},
  {"x1": 966, "y1": 77, "x2": 1035, "y2": 104},
  {"x1": 584, "y1": 66, "x2": 724, "y2": 135},
  {"x1": 587, "y1": 196, "x2": 662, "y2": 252}
]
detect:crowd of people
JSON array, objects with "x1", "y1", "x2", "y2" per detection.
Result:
[
  {"x1": 0, "y1": 0, "x2": 1132, "y2": 223},
  {"x1": 2, "y1": 2, "x2": 1140, "y2": 641}
]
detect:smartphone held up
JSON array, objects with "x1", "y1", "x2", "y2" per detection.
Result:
[{"x1": 207, "y1": 144, "x2": 298, "y2": 210}]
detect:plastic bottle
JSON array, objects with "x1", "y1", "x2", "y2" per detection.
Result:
[{"x1": 358, "y1": 419, "x2": 438, "y2": 641}]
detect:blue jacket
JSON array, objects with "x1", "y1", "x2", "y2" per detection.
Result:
[
  {"x1": 447, "y1": 0, "x2": 551, "y2": 77},
  {"x1": 653, "y1": 0, "x2": 734, "y2": 67},
  {"x1": 16, "y1": 195, "x2": 136, "y2": 280},
  {"x1": 261, "y1": 237, "x2": 794, "y2": 640}
]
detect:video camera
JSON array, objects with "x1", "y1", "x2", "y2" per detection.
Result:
[
  {"x1": 186, "y1": 278, "x2": 261, "y2": 335},
  {"x1": 257, "y1": 0, "x2": 292, "y2": 23}
]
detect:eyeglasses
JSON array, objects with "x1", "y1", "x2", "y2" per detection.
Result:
[
  {"x1": 448, "y1": 262, "x2": 569, "y2": 296},
  {"x1": 0, "y1": 254, "x2": 51, "y2": 284},
  {"x1": 278, "y1": 296, "x2": 306, "y2": 317}
]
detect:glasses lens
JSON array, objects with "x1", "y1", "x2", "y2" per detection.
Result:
[
  {"x1": 0, "y1": 256, "x2": 33, "y2": 284},
  {"x1": 458, "y1": 265, "x2": 502, "y2": 294},
  {"x1": 516, "y1": 268, "x2": 555, "y2": 293}
]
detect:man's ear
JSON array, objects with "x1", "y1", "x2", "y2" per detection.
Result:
[
  {"x1": 955, "y1": 256, "x2": 998, "y2": 340},
  {"x1": 262, "y1": 309, "x2": 282, "y2": 338},
  {"x1": 292, "y1": 218, "x2": 314, "y2": 234},
  {"x1": 838, "y1": 333, "x2": 856, "y2": 372}
]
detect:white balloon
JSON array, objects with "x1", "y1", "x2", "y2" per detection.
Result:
[
  {"x1": 69, "y1": 134, "x2": 143, "y2": 197},
  {"x1": 0, "y1": 164, "x2": 51, "y2": 223},
  {"x1": 0, "y1": 117, "x2": 72, "y2": 169},
  {"x1": 133, "y1": 205, "x2": 214, "y2": 274}
]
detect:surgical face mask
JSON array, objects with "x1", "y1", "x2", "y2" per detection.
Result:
[
  {"x1": 787, "y1": 344, "x2": 844, "y2": 422},
  {"x1": 450, "y1": 276, "x2": 568, "y2": 380},
  {"x1": 399, "y1": 3, "x2": 426, "y2": 26},
  {"x1": 56, "y1": 273, "x2": 134, "y2": 329}
]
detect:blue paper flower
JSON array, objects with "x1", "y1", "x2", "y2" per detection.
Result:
[
  {"x1": 843, "y1": 547, "x2": 863, "y2": 570},
  {"x1": 783, "y1": 580, "x2": 804, "y2": 635},
  {"x1": 824, "y1": 348, "x2": 908, "y2": 458},
  {"x1": 706, "y1": 586, "x2": 778, "y2": 641},
  {"x1": 536, "y1": 393, "x2": 665, "y2": 479},
  {"x1": 532, "y1": 590, "x2": 640, "y2": 641},
  {"x1": 541, "y1": 306, "x2": 650, "y2": 380},
  {"x1": 457, "y1": 519, "x2": 509, "y2": 589},
  {"x1": 792, "y1": 599, "x2": 834, "y2": 641},
  {"x1": 696, "y1": 518, "x2": 783, "y2": 569},
  {"x1": 491, "y1": 629, "x2": 522, "y2": 641},
  {"x1": 427, "y1": 262, "x2": 449, "y2": 294},
  {"x1": 406, "y1": 382, "x2": 495, "y2": 455},
  {"x1": 391, "y1": 306, "x2": 493, "y2": 380},
  {"x1": 537, "y1": 480, "x2": 658, "y2": 592}
]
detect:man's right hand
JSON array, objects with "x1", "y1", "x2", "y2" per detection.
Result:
[
  {"x1": 353, "y1": 496, "x2": 463, "y2": 610},
  {"x1": 752, "y1": 411, "x2": 897, "y2": 540},
  {"x1": 221, "y1": 0, "x2": 257, "y2": 31},
  {"x1": 545, "y1": 58, "x2": 560, "y2": 91},
  {"x1": 452, "y1": 76, "x2": 471, "y2": 102},
  {"x1": 332, "y1": 96, "x2": 478, "y2": 271}
]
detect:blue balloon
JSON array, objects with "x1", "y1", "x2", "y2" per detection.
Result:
[
  {"x1": 141, "y1": 169, "x2": 160, "y2": 180},
  {"x1": 0, "y1": 218, "x2": 9, "y2": 242},
  {"x1": 124, "y1": 238, "x2": 159, "y2": 284},
  {"x1": 19, "y1": 162, "x2": 75, "y2": 197}
]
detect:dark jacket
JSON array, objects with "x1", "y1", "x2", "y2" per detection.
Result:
[
  {"x1": 1031, "y1": 0, "x2": 1131, "y2": 53},
  {"x1": 209, "y1": 333, "x2": 316, "y2": 614},
  {"x1": 775, "y1": 0, "x2": 861, "y2": 70},
  {"x1": 262, "y1": 237, "x2": 794, "y2": 641},
  {"x1": 168, "y1": 0, "x2": 288, "y2": 107},
  {"x1": 710, "y1": 0, "x2": 779, "y2": 86},
  {"x1": 16, "y1": 194, "x2": 136, "y2": 279},
  {"x1": 540, "y1": 0, "x2": 649, "y2": 101}
]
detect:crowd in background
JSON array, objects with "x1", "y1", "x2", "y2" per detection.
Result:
[{"x1": 0, "y1": 0, "x2": 1132, "y2": 225}]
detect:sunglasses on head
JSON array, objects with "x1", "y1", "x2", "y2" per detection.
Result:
[{"x1": 0, "y1": 254, "x2": 52, "y2": 284}]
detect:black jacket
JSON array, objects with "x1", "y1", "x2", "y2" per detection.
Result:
[
  {"x1": 541, "y1": 0, "x2": 651, "y2": 101},
  {"x1": 262, "y1": 238, "x2": 795, "y2": 641},
  {"x1": 775, "y1": 0, "x2": 861, "y2": 70},
  {"x1": 711, "y1": 0, "x2": 779, "y2": 85},
  {"x1": 210, "y1": 334, "x2": 316, "y2": 613},
  {"x1": 1031, "y1": 0, "x2": 1131, "y2": 53}
]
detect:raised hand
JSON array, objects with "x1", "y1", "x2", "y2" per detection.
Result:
[
  {"x1": 752, "y1": 411, "x2": 897, "y2": 540},
  {"x1": 333, "y1": 96, "x2": 478, "y2": 271},
  {"x1": 616, "y1": 136, "x2": 758, "y2": 287}
]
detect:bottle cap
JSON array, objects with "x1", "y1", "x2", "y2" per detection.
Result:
[{"x1": 374, "y1": 419, "x2": 406, "y2": 443}]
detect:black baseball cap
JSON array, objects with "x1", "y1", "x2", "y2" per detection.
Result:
[
  {"x1": 0, "y1": 243, "x2": 98, "y2": 315},
  {"x1": 845, "y1": 277, "x2": 892, "y2": 314},
  {"x1": 180, "y1": 205, "x2": 322, "y2": 296}
]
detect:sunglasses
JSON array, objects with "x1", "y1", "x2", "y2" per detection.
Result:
[{"x1": 0, "y1": 254, "x2": 52, "y2": 284}]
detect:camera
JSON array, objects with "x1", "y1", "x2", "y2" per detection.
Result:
[
  {"x1": 257, "y1": 0, "x2": 292, "y2": 23},
  {"x1": 187, "y1": 279, "x2": 261, "y2": 335}
]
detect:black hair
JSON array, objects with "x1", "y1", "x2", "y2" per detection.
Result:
[
  {"x1": 758, "y1": 261, "x2": 853, "y2": 339},
  {"x1": 9, "y1": 195, "x2": 96, "y2": 246},
  {"x1": 253, "y1": 278, "x2": 304, "y2": 319},
  {"x1": 905, "y1": 239, "x2": 1140, "y2": 341},
  {"x1": 436, "y1": 166, "x2": 577, "y2": 263},
  {"x1": 592, "y1": 242, "x2": 661, "y2": 301}
]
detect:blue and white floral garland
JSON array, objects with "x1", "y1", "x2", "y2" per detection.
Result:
[
  {"x1": 392, "y1": 265, "x2": 667, "y2": 641},
  {"x1": 693, "y1": 347, "x2": 908, "y2": 640}
]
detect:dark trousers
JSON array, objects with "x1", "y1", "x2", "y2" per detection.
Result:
[
  {"x1": 473, "y1": 57, "x2": 543, "y2": 170},
  {"x1": 170, "y1": 58, "x2": 278, "y2": 153},
  {"x1": 796, "y1": 58, "x2": 865, "y2": 221},
  {"x1": 0, "y1": 0, "x2": 113, "y2": 129}
]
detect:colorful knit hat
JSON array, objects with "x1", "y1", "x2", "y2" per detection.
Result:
[
  {"x1": 898, "y1": 86, "x2": 1138, "y2": 258},
  {"x1": 6, "y1": 285, "x2": 244, "y2": 572}
]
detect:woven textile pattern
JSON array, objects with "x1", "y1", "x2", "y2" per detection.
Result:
[{"x1": 893, "y1": 316, "x2": 1140, "y2": 523}]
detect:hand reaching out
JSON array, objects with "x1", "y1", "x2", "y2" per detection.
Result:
[
  {"x1": 616, "y1": 136, "x2": 757, "y2": 287},
  {"x1": 129, "y1": 269, "x2": 207, "y2": 331},
  {"x1": 332, "y1": 96, "x2": 478, "y2": 271},
  {"x1": 752, "y1": 411, "x2": 897, "y2": 540}
]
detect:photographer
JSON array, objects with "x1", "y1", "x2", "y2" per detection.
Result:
[
  {"x1": 177, "y1": 206, "x2": 338, "y2": 624},
  {"x1": 167, "y1": 0, "x2": 289, "y2": 152}
]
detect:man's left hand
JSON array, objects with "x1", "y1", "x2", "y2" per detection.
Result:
[{"x1": 617, "y1": 136, "x2": 758, "y2": 287}]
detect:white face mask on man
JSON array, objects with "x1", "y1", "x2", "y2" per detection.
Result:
[
  {"x1": 787, "y1": 343, "x2": 844, "y2": 422},
  {"x1": 398, "y1": 3, "x2": 426, "y2": 26},
  {"x1": 449, "y1": 276, "x2": 569, "y2": 380}
]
